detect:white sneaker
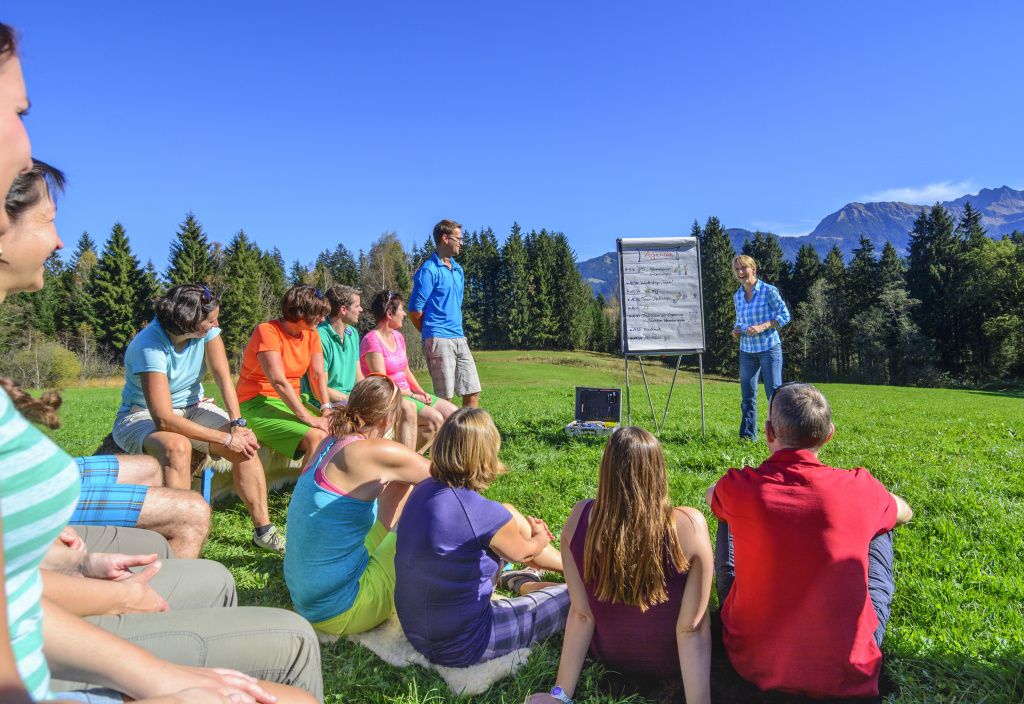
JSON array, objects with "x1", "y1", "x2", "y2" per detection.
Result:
[{"x1": 252, "y1": 525, "x2": 286, "y2": 554}]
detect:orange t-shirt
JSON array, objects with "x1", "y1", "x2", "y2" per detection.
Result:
[{"x1": 236, "y1": 321, "x2": 322, "y2": 403}]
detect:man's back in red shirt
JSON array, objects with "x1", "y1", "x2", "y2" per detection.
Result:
[{"x1": 710, "y1": 448, "x2": 898, "y2": 699}]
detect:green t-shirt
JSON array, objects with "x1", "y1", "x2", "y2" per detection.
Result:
[{"x1": 301, "y1": 321, "x2": 360, "y2": 407}]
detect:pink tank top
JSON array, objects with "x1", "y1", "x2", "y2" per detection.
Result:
[{"x1": 303, "y1": 434, "x2": 365, "y2": 496}]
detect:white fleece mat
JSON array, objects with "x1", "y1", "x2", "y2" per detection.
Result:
[{"x1": 322, "y1": 615, "x2": 532, "y2": 696}]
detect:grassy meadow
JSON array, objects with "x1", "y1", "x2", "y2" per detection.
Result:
[{"x1": 47, "y1": 351, "x2": 1024, "y2": 704}]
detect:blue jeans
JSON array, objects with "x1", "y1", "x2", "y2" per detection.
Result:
[
  {"x1": 714, "y1": 521, "x2": 895, "y2": 647},
  {"x1": 739, "y1": 344, "x2": 783, "y2": 440}
]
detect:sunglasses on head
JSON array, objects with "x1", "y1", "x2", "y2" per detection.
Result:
[
  {"x1": 314, "y1": 288, "x2": 325, "y2": 299},
  {"x1": 364, "y1": 372, "x2": 400, "y2": 404},
  {"x1": 200, "y1": 285, "x2": 213, "y2": 305}
]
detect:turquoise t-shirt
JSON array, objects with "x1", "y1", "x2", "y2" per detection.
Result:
[
  {"x1": 301, "y1": 322, "x2": 360, "y2": 408},
  {"x1": 0, "y1": 389, "x2": 81, "y2": 700},
  {"x1": 119, "y1": 319, "x2": 221, "y2": 412}
]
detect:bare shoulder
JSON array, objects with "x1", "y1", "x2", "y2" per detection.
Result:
[
  {"x1": 560, "y1": 499, "x2": 592, "y2": 540},
  {"x1": 673, "y1": 505, "x2": 708, "y2": 531}
]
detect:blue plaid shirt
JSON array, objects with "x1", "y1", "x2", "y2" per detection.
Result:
[{"x1": 733, "y1": 280, "x2": 791, "y2": 353}]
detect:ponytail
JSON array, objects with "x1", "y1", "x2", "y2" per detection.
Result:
[{"x1": 0, "y1": 377, "x2": 62, "y2": 429}]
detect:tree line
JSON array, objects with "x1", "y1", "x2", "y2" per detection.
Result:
[
  {"x1": 3, "y1": 205, "x2": 1020, "y2": 388},
  {"x1": 697, "y1": 203, "x2": 1024, "y2": 385},
  {"x1": 0, "y1": 213, "x2": 617, "y2": 385}
]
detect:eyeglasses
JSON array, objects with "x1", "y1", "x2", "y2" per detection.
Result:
[
  {"x1": 446, "y1": 235, "x2": 464, "y2": 244},
  {"x1": 200, "y1": 285, "x2": 213, "y2": 304}
]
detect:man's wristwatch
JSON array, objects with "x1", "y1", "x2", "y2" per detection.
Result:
[
  {"x1": 550, "y1": 686, "x2": 574, "y2": 704},
  {"x1": 321, "y1": 402, "x2": 336, "y2": 411},
  {"x1": 229, "y1": 417, "x2": 247, "y2": 428}
]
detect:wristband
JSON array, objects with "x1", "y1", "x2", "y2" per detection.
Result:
[
  {"x1": 550, "y1": 686, "x2": 574, "y2": 704},
  {"x1": 322, "y1": 402, "x2": 335, "y2": 410}
]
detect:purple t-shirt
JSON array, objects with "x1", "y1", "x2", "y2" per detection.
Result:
[{"x1": 394, "y1": 478, "x2": 513, "y2": 666}]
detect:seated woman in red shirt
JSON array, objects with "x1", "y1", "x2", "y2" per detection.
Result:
[
  {"x1": 529, "y1": 427, "x2": 713, "y2": 704},
  {"x1": 360, "y1": 289, "x2": 457, "y2": 439}
]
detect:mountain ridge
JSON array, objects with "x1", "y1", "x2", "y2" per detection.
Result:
[{"x1": 577, "y1": 185, "x2": 1024, "y2": 298}]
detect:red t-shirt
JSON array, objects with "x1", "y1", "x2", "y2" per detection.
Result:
[
  {"x1": 710, "y1": 448, "x2": 898, "y2": 698},
  {"x1": 236, "y1": 321, "x2": 322, "y2": 403}
]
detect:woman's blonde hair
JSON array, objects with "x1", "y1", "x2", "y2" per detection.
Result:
[
  {"x1": 583, "y1": 426, "x2": 688, "y2": 612},
  {"x1": 329, "y1": 374, "x2": 402, "y2": 438},
  {"x1": 430, "y1": 408, "x2": 506, "y2": 492},
  {"x1": 733, "y1": 254, "x2": 757, "y2": 272}
]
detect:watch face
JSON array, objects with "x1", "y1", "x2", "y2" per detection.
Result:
[{"x1": 233, "y1": 418, "x2": 247, "y2": 428}]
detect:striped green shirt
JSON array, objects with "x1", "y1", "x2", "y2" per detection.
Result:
[{"x1": 1, "y1": 389, "x2": 80, "y2": 700}]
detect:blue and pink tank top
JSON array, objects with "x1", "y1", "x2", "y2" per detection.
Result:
[{"x1": 284, "y1": 434, "x2": 377, "y2": 622}]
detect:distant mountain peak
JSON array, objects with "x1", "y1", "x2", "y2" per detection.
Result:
[{"x1": 576, "y1": 184, "x2": 1024, "y2": 297}]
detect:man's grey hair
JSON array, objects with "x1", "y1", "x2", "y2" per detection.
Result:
[{"x1": 769, "y1": 383, "x2": 832, "y2": 448}]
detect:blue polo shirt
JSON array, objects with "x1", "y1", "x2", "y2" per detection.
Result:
[{"x1": 409, "y1": 253, "x2": 465, "y2": 339}]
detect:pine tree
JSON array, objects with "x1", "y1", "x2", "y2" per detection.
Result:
[
  {"x1": 88, "y1": 223, "x2": 146, "y2": 356},
  {"x1": 498, "y1": 223, "x2": 531, "y2": 349},
  {"x1": 822, "y1": 245, "x2": 851, "y2": 375},
  {"x1": 789, "y1": 244, "x2": 823, "y2": 310},
  {"x1": 847, "y1": 236, "x2": 879, "y2": 314},
  {"x1": 524, "y1": 230, "x2": 559, "y2": 348},
  {"x1": 877, "y1": 242, "x2": 905, "y2": 290},
  {"x1": 475, "y1": 228, "x2": 502, "y2": 349},
  {"x1": 550, "y1": 233, "x2": 593, "y2": 350},
  {"x1": 166, "y1": 211, "x2": 215, "y2": 285},
  {"x1": 315, "y1": 244, "x2": 359, "y2": 287},
  {"x1": 137, "y1": 260, "x2": 163, "y2": 321},
  {"x1": 288, "y1": 260, "x2": 308, "y2": 287},
  {"x1": 55, "y1": 231, "x2": 100, "y2": 340},
  {"x1": 697, "y1": 217, "x2": 738, "y2": 374},
  {"x1": 907, "y1": 205, "x2": 968, "y2": 374},
  {"x1": 220, "y1": 231, "x2": 266, "y2": 362},
  {"x1": 258, "y1": 248, "x2": 287, "y2": 320}
]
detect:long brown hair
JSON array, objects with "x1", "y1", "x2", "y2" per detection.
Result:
[
  {"x1": 328, "y1": 374, "x2": 402, "y2": 438},
  {"x1": 583, "y1": 426, "x2": 687, "y2": 612}
]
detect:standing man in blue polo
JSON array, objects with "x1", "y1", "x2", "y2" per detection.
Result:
[{"x1": 409, "y1": 219, "x2": 481, "y2": 408}]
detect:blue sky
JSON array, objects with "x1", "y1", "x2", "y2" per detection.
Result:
[{"x1": 7, "y1": 2, "x2": 1024, "y2": 268}]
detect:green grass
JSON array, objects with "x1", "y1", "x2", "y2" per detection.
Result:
[{"x1": 46, "y1": 351, "x2": 1024, "y2": 703}]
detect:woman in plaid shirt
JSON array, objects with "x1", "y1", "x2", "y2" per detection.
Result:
[{"x1": 731, "y1": 255, "x2": 791, "y2": 440}]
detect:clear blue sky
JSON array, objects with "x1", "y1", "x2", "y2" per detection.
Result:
[{"x1": 7, "y1": 2, "x2": 1024, "y2": 268}]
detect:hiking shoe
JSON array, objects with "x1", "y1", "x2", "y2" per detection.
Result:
[
  {"x1": 252, "y1": 525, "x2": 286, "y2": 554},
  {"x1": 498, "y1": 567, "x2": 542, "y2": 595}
]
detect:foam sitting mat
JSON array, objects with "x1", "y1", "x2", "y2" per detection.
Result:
[{"x1": 325, "y1": 615, "x2": 532, "y2": 696}]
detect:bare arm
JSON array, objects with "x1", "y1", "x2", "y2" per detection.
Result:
[
  {"x1": 256, "y1": 350, "x2": 324, "y2": 429},
  {"x1": 141, "y1": 372, "x2": 229, "y2": 446},
  {"x1": 307, "y1": 351, "x2": 332, "y2": 408},
  {"x1": 42, "y1": 568, "x2": 168, "y2": 616},
  {"x1": 489, "y1": 514, "x2": 551, "y2": 565},
  {"x1": 675, "y1": 507, "x2": 712, "y2": 704},
  {"x1": 402, "y1": 365, "x2": 430, "y2": 402},
  {"x1": 892, "y1": 493, "x2": 913, "y2": 525},
  {"x1": 328, "y1": 440, "x2": 430, "y2": 490},
  {"x1": 551, "y1": 503, "x2": 594, "y2": 699},
  {"x1": 41, "y1": 598, "x2": 276, "y2": 702},
  {"x1": 408, "y1": 311, "x2": 423, "y2": 332},
  {"x1": 205, "y1": 336, "x2": 241, "y2": 420}
]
